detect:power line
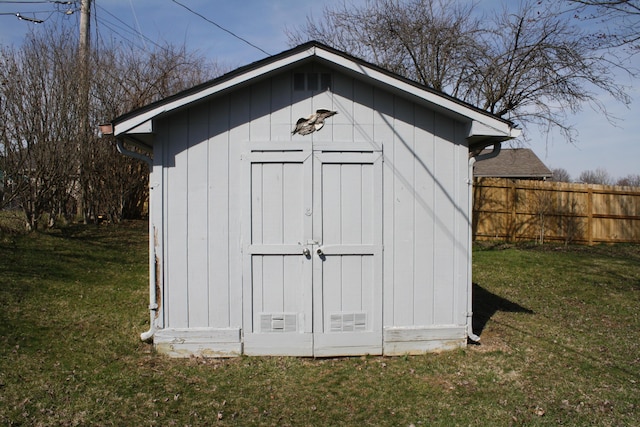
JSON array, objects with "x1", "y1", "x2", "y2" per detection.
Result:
[
  {"x1": 0, "y1": 10, "x2": 69, "y2": 22},
  {"x1": 95, "y1": 15, "x2": 158, "y2": 52},
  {"x1": 170, "y1": 0, "x2": 271, "y2": 56},
  {"x1": 0, "y1": 1, "x2": 72, "y2": 4},
  {"x1": 94, "y1": 4, "x2": 168, "y2": 52},
  {"x1": 3, "y1": 0, "x2": 272, "y2": 59},
  {"x1": 16, "y1": 12, "x2": 45, "y2": 22},
  {"x1": 127, "y1": 0, "x2": 146, "y2": 51},
  {"x1": 0, "y1": 10, "x2": 50, "y2": 14},
  {"x1": 0, "y1": 0, "x2": 77, "y2": 23}
]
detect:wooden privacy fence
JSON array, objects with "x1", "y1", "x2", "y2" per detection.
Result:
[{"x1": 473, "y1": 178, "x2": 640, "y2": 245}]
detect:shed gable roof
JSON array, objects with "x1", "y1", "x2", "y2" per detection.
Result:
[{"x1": 111, "y1": 41, "x2": 520, "y2": 149}]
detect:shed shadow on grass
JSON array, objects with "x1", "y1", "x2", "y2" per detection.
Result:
[{"x1": 471, "y1": 283, "x2": 534, "y2": 339}]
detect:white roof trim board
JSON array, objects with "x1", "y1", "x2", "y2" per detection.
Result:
[
  {"x1": 113, "y1": 48, "x2": 314, "y2": 137},
  {"x1": 112, "y1": 42, "x2": 520, "y2": 144},
  {"x1": 312, "y1": 47, "x2": 518, "y2": 140}
]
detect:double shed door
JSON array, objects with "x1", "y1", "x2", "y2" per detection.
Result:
[{"x1": 243, "y1": 143, "x2": 382, "y2": 357}]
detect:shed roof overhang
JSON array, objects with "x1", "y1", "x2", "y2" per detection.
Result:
[{"x1": 110, "y1": 41, "x2": 520, "y2": 150}]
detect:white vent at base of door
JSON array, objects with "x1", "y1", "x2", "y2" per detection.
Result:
[
  {"x1": 330, "y1": 312, "x2": 367, "y2": 332},
  {"x1": 260, "y1": 313, "x2": 298, "y2": 332}
]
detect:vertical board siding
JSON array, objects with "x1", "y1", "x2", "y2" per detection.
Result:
[
  {"x1": 283, "y1": 256, "x2": 304, "y2": 313},
  {"x1": 340, "y1": 256, "x2": 362, "y2": 310},
  {"x1": 249, "y1": 81, "x2": 272, "y2": 140},
  {"x1": 413, "y1": 106, "x2": 436, "y2": 326},
  {"x1": 291, "y1": 71, "x2": 314, "y2": 141},
  {"x1": 229, "y1": 88, "x2": 251, "y2": 329},
  {"x1": 319, "y1": 162, "x2": 343, "y2": 318},
  {"x1": 260, "y1": 163, "x2": 285, "y2": 243},
  {"x1": 283, "y1": 163, "x2": 305, "y2": 243},
  {"x1": 165, "y1": 110, "x2": 190, "y2": 328},
  {"x1": 261, "y1": 255, "x2": 285, "y2": 312},
  {"x1": 340, "y1": 164, "x2": 363, "y2": 243},
  {"x1": 353, "y1": 79, "x2": 375, "y2": 142},
  {"x1": 391, "y1": 97, "x2": 417, "y2": 327},
  {"x1": 376, "y1": 89, "x2": 398, "y2": 328},
  {"x1": 186, "y1": 104, "x2": 210, "y2": 327},
  {"x1": 327, "y1": 73, "x2": 352, "y2": 141},
  {"x1": 163, "y1": 95, "x2": 241, "y2": 330},
  {"x1": 454, "y1": 129, "x2": 470, "y2": 327},
  {"x1": 152, "y1": 121, "x2": 167, "y2": 329},
  {"x1": 208, "y1": 97, "x2": 231, "y2": 328},
  {"x1": 270, "y1": 74, "x2": 293, "y2": 140},
  {"x1": 383, "y1": 99, "x2": 467, "y2": 328},
  {"x1": 159, "y1": 68, "x2": 470, "y2": 340},
  {"x1": 433, "y1": 114, "x2": 457, "y2": 325}
]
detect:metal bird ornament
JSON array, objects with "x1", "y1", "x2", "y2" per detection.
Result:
[{"x1": 292, "y1": 109, "x2": 338, "y2": 136}]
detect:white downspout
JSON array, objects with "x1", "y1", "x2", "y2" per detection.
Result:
[
  {"x1": 467, "y1": 143, "x2": 501, "y2": 343},
  {"x1": 116, "y1": 139, "x2": 157, "y2": 342}
]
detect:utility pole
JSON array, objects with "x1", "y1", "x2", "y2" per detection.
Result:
[
  {"x1": 79, "y1": 0, "x2": 91, "y2": 62},
  {"x1": 78, "y1": 0, "x2": 91, "y2": 222}
]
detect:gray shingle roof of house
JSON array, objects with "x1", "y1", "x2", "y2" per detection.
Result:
[{"x1": 473, "y1": 148, "x2": 553, "y2": 179}]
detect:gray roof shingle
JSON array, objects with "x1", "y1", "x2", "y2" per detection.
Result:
[{"x1": 474, "y1": 148, "x2": 553, "y2": 179}]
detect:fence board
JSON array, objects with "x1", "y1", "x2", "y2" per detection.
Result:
[{"x1": 473, "y1": 178, "x2": 640, "y2": 244}]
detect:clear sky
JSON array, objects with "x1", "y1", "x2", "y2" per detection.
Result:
[{"x1": 1, "y1": 0, "x2": 638, "y2": 182}]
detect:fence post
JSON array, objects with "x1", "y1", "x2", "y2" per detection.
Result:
[
  {"x1": 510, "y1": 180, "x2": 517, "y2": 242},
  {"x1": 587, "y1": 187, "x2": 593, "y2": 245}
]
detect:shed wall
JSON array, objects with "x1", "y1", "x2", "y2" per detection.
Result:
[{"x1": 152, "y1": 66, "x2": 471, "y2": 353}]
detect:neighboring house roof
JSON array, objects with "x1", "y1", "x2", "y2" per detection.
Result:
[
  {"x1": 474, "y1": 148, "x2": 553, "y2": 179},
  {"x1": 110, "y1": 41, "x2": 520, "y2": 151}
]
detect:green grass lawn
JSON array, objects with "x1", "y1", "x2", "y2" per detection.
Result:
[{"x1": 1, "y1": 222, "x2": 638, "y2": 426}]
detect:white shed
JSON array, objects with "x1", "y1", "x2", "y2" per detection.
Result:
[{"x1": 108, "y1": 42, "x2": 519, "y2": 357}]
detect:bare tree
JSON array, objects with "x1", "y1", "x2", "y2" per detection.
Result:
[
  {"x1": 0, "y1": 27, "x2": 80, "y2": 229},
  {"x1": 289, "y1": 0, "x2": 631, "y2": 143},
  {"x1": 528, "y1": 188, "x2": 555, "y2": 244},
  {"x1": 471, "y1": 2, "x2": 629, "y2": 142},
  {"x1": 552, "y1": 168, "x2": 572, "y2": 182},
  {"x1": 288, "y1": 0, "x2": 482, "y2": 94},
  {"x1": 0, "y1": 24, "x2": 220, "y2": 229},
  {"x1": 578, "y1": 168, "x2": 613, "y2": 184},
  {"x1": 616, "y1": 174, "x2": 640, "y2": 187},
  {"x1": 565, "y1": 0, "x2": 640, "y2": 53},
  {"x1": 87, "y1": 41, "x2": 219, "y2": 222},
  {"x1": 556, "y1": 194, "x2": 584, "y2": 246}
]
